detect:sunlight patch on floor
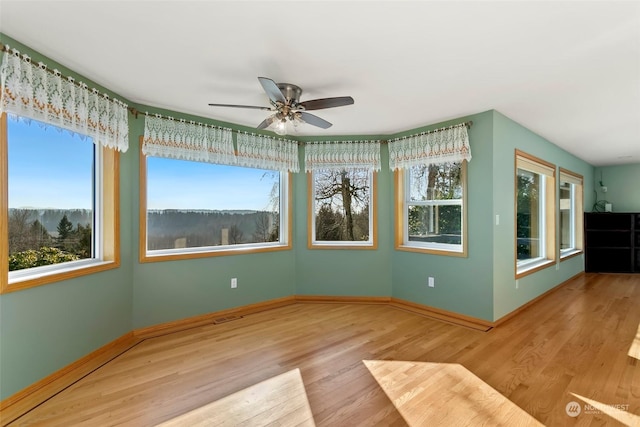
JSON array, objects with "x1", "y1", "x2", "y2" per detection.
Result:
[
  {"x1": 628, "y1": 322, "x2": 640, "y2": 360},
  {"x1": 156, "y1": 368, "x2": 315, "y2": 426},
  {"x1": 363, "y1": 360, "x2": 542, "y2": 427},
  {"x1": 571, "y1": 393, "x2": 639, "y2": 426}
]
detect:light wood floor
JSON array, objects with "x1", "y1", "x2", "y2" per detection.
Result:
[{"x1": 7, "y1": 273, "x2": 640, "y2": 426}]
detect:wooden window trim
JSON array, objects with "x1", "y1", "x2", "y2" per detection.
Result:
[
  {"x1": 394, "y1": 161, "x2": 468, "y2": 257},
  {"x1": 138, "y1": 137, "x2": 292, "y2": 263},
  {"x1": 514, "y1": 150, "x2": 556, "y2": 279},
  {"x1": 559, "y1": 167, "x2": 584, "y2": 261},
  {"x1": 0, "y1": 113, "x2": 120, "y2": 294}
]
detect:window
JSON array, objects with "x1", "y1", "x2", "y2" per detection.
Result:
[
  {"x1": 308, "y1": 169, "x2": 376, "y2": 248},
  {"x1": 515, "y1": 150, "x2": 556, "y2": 277},
  {"x1": 395, "y1": 161, "x2": 467, "y2": 256},
  {"x1": 140, "y1": 146, "x2": 291, "y2": 261},
  {"x1": 559, "y1": 168, "x2": 584, "y2": 259},
  {"x1": 1, "y1": 114, "x2": 119, "y2": 294}
]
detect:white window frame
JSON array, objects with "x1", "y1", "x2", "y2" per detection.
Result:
[
  {"x1": 515, "y1": 150, "x2": 556, "y2": 278},
  {"x1": 559, "y1": 168, "x2": 584, "y2": 259},
  {"x1": 308, "y1": 169, "x2": 376, "y2": 249},
  {"x1": 395, "y1": 161, "x2": 467, "y2": 256},
  {"x1": 516, "y1": 168, "x2": 547, "y2": 267},
  {"x1": 140, "y1": 143, "x2": 292, "y2": 262}
]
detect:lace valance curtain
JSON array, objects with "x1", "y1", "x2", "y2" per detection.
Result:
[
  {"x1": 236, "y1": 132, "x2": 299, "y2": 173},
  {"x1": 304, "y1": 140, "x2": 381, "y2": 172},
  {"x1": 0, "y1": 45, "x2": 129, "y2": 152},
  {"x1": 388, "y1": 123, "x2": 471, "y2": 170},
  {"x1": 142, "y1": 115, "x2": 235, "y2": 165}
]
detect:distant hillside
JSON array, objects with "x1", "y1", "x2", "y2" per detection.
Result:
[
  {"x1": 8, "y1": 208, "x2": 277, "y2": 246},
  {"x1": 146, "y1": 209, "x2": 277, "y2": 249},
  {"x1": 9, "y1": 208, "x2": 92, "y2": 235}
]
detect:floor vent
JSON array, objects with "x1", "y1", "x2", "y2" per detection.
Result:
[{"x1": 213, "y1": 315, "x2": 243, "y2": 325}]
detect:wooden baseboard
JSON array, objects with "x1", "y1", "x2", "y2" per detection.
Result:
[
  {"x1": 133, "y1": 296, "x2": 297, "y2": 340},
  {"x1": 389, "y1": 298, "x2": 494, "y2": 331},
  {"x1": 295, "y1": 295, "x2": 391, "y2": 304},
  {"x1": 0, "y1": 332, "x2": 139, "y2": 426},
  {"x1": 492, "y1": 271, "x2": 584, "y2": 327},
  {"x1": 0, "y1": 280, "x2": 584, "y2": 424},
  {"x1": 0, "y1": 296, "x2": 296, "y2": 425}
]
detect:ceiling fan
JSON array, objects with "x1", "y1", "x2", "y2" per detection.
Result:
[{"x1": 208, "y1": 77, "x2": 354, "y2": 135}]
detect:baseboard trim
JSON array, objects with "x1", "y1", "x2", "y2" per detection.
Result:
[
  {"x1": 0, "y1": 296, "x2": 296, "y2": 425},
  {"x1": 0, "y1": 331, "x2": 139, "y2": 426},
  {"x1": 295, "y1": 295, "x2": 391, "y2": 304},
  {"x1": 389, "y1": 298, "x2": 494, "y2": 331},
  {"x1": 1, "y1": 280, "x2": 584, "y2": 424},
  {"x1": 133, "y1": 296, "x2": 297, "y2": 340},
  {"x1": 493, "y1": 271, "x2": 585, "y2": 327}
]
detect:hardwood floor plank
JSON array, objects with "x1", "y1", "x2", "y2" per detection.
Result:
[{"x1": 5, "y1": 273, "x2": 639, "y2": 426}]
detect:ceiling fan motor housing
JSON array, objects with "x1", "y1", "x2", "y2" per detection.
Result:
[{"x1": 277, "y1": 83, "x2": 303, "y2": 105}]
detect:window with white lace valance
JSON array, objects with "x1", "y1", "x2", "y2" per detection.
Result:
[
  {"x1": 142, "y1": 114, "x2": 235, "y2": 165},
  {"x1": 0, "y1": 45, "x2": 129, "y2": 152},
  {"x1": 236, "y1": 132, "x2": 299, "y2": 173},
  {"x1": 388, "y1": 123, "x2": 471, "y2": 170},
  {"x1": 304, "y1": 140, "x2": 381, "y2": 172}
]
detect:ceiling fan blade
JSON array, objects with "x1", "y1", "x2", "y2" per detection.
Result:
[
  {"x1": 298, "y1": 96, "x2": 354, "y2": 111},
  {"x1": 208, "y1": 103, "x2": 272, "y2": 111},
  {"x1": 258, "y1": 77, "x2": 286, "y2": 104},
  {"x1": 257, "y1": 115, "x2": 278, "y2": 130},
  {"x1": 298, "y1": 111, "x2": 332, "y2": 129}
]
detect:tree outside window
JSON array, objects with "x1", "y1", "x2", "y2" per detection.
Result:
[
  {"x1": 7, "y1": 116, "x2": 96, "y2": 272},
  {"x1": 310, "y1": 169, "x2": 374, "y2": 246},
  {"x1": 405, "y1": 162, "x2": 464, "y2": 250},
  {"x1": 514, "y1": 150, "x2": 556, "y2": 277},
  {"x1": 516, "y1": 169, "x2": 542, "y2": 260}
]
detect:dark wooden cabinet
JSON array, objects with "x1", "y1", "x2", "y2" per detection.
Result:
[{"x1": 585, "y1": 212, "x2": 638, "y2": 273}]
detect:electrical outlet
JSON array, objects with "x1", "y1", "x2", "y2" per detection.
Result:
[
  {"x1": 231, "y1": 278, "x2": 237, "y2": 289},
  {"x1": 428, "y1": 276, "x2": 435, "y2": 288},
  {"x1": 515, "y1": 279, "x2": 519, "y2": 289}
]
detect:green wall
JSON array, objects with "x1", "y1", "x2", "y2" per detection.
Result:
[
  {"x1": 0, "y1": 34, "x2": 134, "y2": 401},
  {"x1": 1, "y1": 34, "x2": 608, "y2": 400},
  {"x1": 593, "y1": 163, "x2": 640, "y2": 212},
  {"x1": 491, "y1": 111, "x2": 595, "y2": 320},
  {"x1": 126, "y1": 112, "x2": 297, "y2": 329},
  {"x1": 293, "y1": 141, "x2": 393, "y2": 297},
  {"x1": 391, "y1": 111, "x2": 496, "y2": 321}
]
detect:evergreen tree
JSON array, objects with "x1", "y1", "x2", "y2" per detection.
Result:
[
  {"x1": 30, "y1": 219, "x2": 52, "y2": 248},
  {"x1": 56, "y1": 214, "x2": 74, "y2": 247},
  {"x1": 316, "y1": 205, "x2": 344, "y2": 241},
  {"x1": 73, "y1": 223, "x2": 92, "y2": 258}
]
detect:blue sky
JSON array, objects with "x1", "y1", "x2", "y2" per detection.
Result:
[
  {"x1": 8, "y1": 116, "x2": 93, "y2": 209},
  {"x1": 8, "y1": 116, "x2": 278, "y2": 211},
  {"x1": 146, "y1": 158, "x2": 278, "y2": 211}
]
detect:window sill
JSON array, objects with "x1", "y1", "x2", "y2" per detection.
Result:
[
  {"x1": 141, "y1": 243, "x2": 292, "y2": 263},
  {"x1": 3, "y1": 260, "x2": 119, "y2": 294},
  {"x1": 396, "y1": 244, "x2": 467, "y2": 258},
  {"x1": 516, "y1": 258, "x2": 555, "y2": 279},
  {"x1": 309, "y1": 242, "x2": 377, "y2": 250},
  {"x1": 560, "y1": 249, "x2": 583, "y2": 261}
]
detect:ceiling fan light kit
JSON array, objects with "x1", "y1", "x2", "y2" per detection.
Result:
[{"x1": 208, "y1": 77, "x2": 354, "y2": 136}]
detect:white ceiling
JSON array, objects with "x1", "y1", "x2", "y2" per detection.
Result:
[{"x1": 1, "y1": 1, "x2": 639, "y2": 166}]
